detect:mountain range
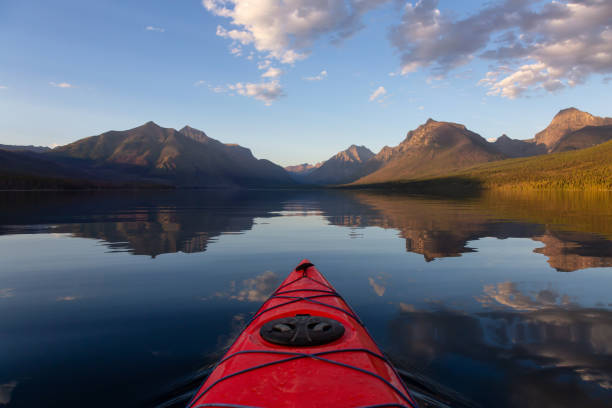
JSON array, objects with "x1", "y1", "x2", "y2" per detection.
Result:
[
  {"x1": 1, "y1": 107, "x2": 611, "y2": 190},
  {"x1": 1, "y1": 122, "x2": 293, "y2": 189},
  {"x1": 287, "y1": 107, "x2": 612, "y2": 186}
]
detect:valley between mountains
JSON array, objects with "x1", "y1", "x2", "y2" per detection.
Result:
[{"x1": 1, "y1": 107, "x2": 611, "y2": 191}]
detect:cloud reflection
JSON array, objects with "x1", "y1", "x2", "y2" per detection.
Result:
[
  {"x1": 206, "y1": 271, "x2": 280, "y2": 302},
  {"x1": 56, "y1": 296, "x2": 79, "y2": 302},
  {"x1": 368, "y1": 276, "x2": 386, "y2": 297},
  {"x1": 389, "y1": 283, "x2": 612, "y2": 406},
  {"x1": 0, "y1": 381, "x2": 17, "y2": 405},
  {"x1": 476, "y1": 281, "x2": 576, "y2": 312},
  {"x1": 0, "y1": 288, "x2": 14, "y2": 298}
]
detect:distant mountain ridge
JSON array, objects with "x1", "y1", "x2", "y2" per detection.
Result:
[
  {"x1": 0, "y1": 144, "x2": 51, "y2": 153},
  {"x1": 285, "y1": 163, "x2": 322, "y2": 174},
  {"x1": 285, "y1": 163, "x2": 323, "y2": 183},
  {"x1": 491, "y1": 135, "x2": 545, "y2": 158},
  {"x1": 299, "y1": 145, "x2": 375, "y2": 185}
]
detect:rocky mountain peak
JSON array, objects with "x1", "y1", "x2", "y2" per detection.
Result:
[
  {"x1": 179, "y1": 125, "x2": 213, "y2": 144},
  {"x1": 555, "y1": 107, "x2": 583, "y2": 117},
  {"x1": 180, "y1": 125, "x2": 198, "y2": 133},
  {"x1": 142, "y1": 121, "x2": 160, "y2": 128},
  {"x1": 401, "y1": 120, "x2": 471, "y2": 149},
  {"x1": 334, "y1": 145, "x2": 374, "y2": 163},
  {"x1": 551, "y1": 107, "x2": 595, "y2": 123},
  {"x1": 534, "y1": 107, "x2": 612, "y2": 149}
]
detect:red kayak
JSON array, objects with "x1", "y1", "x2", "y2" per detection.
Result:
[{"x1": 187, "y1": 260, "x2": 418, "y2": 408}]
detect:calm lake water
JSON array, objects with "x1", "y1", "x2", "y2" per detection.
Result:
[{"x1": 1, "y1": 190, "x2": 612, "y2": 408}]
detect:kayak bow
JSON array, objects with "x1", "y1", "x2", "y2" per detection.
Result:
[{"x1": 188, "y1": 260, "x2": 418, "y2": 408}]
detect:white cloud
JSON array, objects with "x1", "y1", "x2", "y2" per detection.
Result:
[
  {"x1": 195, "y1": 80, "x2": 232, "y2": 94},
  {"x1": 203, "y1": 0, "x2": 390, "y2": 103},
  {"x1": 228, "y1": 80, "x2": 284, "y2": 105},
  {"x1": 49, "y1": 82, "x2": 73, "y2": 88},
  {"x1": 145, "y1": 26, "x2": 165, "y2": 33},
  {"x1": 216, "y1": 24, "x2": 254, "y2": 44},
  {"x1": 198, "y1": 79, "x2": 285, "y2": 104},
  {"x1": 257, "y1": 60, "x2": 272, "y2": 70},
  {"x1": 203, "y1": 0, "x2": 390, "y2": 64},
  {"x1": 303, "y1": 70, "x2": 328, "y2": 81},
  {"x1": 261, "y1": 67, "x2": 283, "y2": 79},
  {"x1": 0, "y1": 85, "x2": 7, "y2": 90},
  {"x1": 369, "y1": 85, "x2": 387, "y2": 102},
  {"x1": 479, "y1": 62, "x2": 565, "y2": 98},
  {"x1": 418, "y1": 105, "x2": 424, "y2": 110},
  {"x1": 391, "y1": 0, "x2": 612, "y2": 98}
]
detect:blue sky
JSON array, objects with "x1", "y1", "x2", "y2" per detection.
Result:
[{"x1": 1, "y1": 0, "x2": 611, "y2": 166}]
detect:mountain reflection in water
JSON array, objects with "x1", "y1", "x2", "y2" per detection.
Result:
[
  {"x1": 2, "y1": 190, "x2": 612, "y2": 271},
  {"x1": 390, "y1": 283, "x2": 612, "y2": 407},
  {"x1": 1, "y1": 189, "x2": 612, "y2": 408}
]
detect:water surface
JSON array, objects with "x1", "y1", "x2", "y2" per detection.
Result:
[{"x1": 1, "y1": 190, "x2": 612, "y2": 407}]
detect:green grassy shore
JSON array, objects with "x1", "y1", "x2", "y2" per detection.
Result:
[{"x1": 352, "y1": 139, "x2": 612, "y2": 192}]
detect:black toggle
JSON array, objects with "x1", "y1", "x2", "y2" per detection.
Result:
[
  {"x1": 260, "y1": 314, "x2": 345, "y2": 347},
  {"x1": 295, "y1": 262, "x2": 314, "y2": 273}
]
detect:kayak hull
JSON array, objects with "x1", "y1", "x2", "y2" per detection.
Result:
[{"x1": 189, "y1": 260, "x2": 417, "y2": 408}]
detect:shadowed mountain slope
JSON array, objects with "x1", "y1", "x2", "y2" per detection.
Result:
[
  {"x1": 179, "y1": 126, "x2": 257, "y2": 162},
  {"x1": 0, "y1": 144, "x2": 51, "y2": 153},
  {"x1": 353, "y1": 119, "x2": 505, "y2": 185},
  {"x1": 0, "y1": 149, "x2": 169, "y2": 189},
  {"x1": 419, "y1": 139, "x2": 612, "y2": 191},
  {"x1": 53, "y1": 122, "x2": 294, "y2": 187},
  {"x1": 491, "y1": 135, "x2": 545, "y2": 158},
  {"x1": 551, "y1": 125, "x2": 612, "y2": 153}
]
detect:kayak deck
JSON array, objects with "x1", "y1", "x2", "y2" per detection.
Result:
[{"x1": 188, "y1": 260, "x2": 417, "y2": 408}]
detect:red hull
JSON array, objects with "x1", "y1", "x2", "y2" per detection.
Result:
[{"x1": 188, "y1": 260, "x2": 417, "y2": 408}]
